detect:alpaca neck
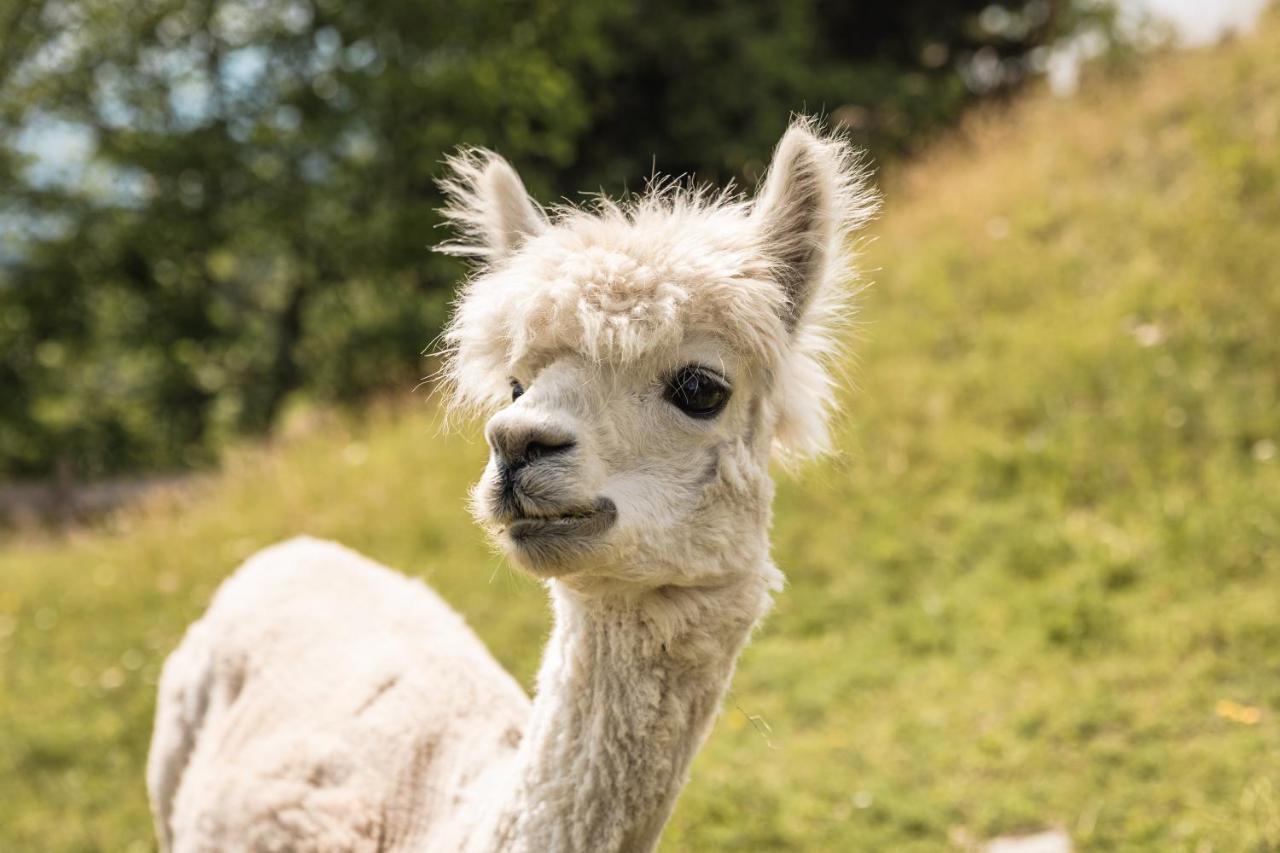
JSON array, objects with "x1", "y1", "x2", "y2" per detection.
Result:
[{"x1": 473, "y1": 569, "x2": 777, "y2": 853}]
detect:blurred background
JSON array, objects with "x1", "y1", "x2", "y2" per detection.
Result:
[
  {"x1": 2, "y1": 0, "x2": 1278, "y2": 850},
  {"x1": 0, "y1": 0, "x2": 1135, "y2": 493}
]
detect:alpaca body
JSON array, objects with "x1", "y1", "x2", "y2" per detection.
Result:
[
  {"x1": 149, "y1": 118, "x2": 876, "y2": 852},
  {"x1": 148, "y1": 537, "x2": 528, "y2": 851},
  {"x1": 149, "y1": 536, "x2": 779, "y2": 852}
]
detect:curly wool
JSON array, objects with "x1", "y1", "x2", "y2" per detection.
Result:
[{"x1": 439, "y1": 119, "x2": 878, "y2": 457}]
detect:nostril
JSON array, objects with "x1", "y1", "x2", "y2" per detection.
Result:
[
  {"x1": 487, "y1": 418, "x2": 577, "y2": 471},
  {"x1": 523, "y1": 439, "x2": 575, "y2": 464}
]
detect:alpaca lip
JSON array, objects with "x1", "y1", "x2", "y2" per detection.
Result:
[{"x1": 505, "y1": 497, "x2": 617, "y2": 542}]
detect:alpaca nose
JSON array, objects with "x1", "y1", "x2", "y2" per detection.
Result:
[{"x1": 485, "y1": 415, "x2": 577, "y2": 472}]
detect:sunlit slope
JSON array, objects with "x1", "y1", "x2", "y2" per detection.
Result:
[{"x1": 3, "y1": 15, "x2": 1280, "y2": 850}]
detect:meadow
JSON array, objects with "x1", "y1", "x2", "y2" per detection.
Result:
[{"x1": 3, "y1": 15, "x2": 1280, "y2": 851}]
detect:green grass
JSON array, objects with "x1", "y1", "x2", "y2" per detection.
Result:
[{"x1": 4, "y1": 18, "x2": 1280, "y2": 851}]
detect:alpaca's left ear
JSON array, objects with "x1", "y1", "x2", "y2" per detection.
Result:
[
  {"x1": 753, "y1": 120, "x2": 878, "y2": 458},
  {"x1": 437, "y1": 149, "x2": 546, "y2": 262},
  {"x1": 752, "y1": 120, "x2": 876, "y2": 332}
]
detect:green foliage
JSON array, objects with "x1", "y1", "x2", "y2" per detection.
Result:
[
  {"x1": 0, "y1": 0, "x2": 1107, "y2": 478},
  {"x1": 3, "y1": 14, "x2": 1280, "y2": 849}
]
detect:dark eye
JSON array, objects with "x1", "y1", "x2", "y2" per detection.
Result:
[
  {"x1": 664, "y1": 366, "x2": 731, "y2": 419},
  {"x1": 510, "y1": 379, "x2": 525, "y2": 401}
]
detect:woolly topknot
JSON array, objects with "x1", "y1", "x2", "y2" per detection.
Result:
[{"x1": 435, "y1": 117, "x2": 879, "y2": 458}]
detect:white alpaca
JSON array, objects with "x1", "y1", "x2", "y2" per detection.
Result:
[{"x1": 147, "y1": 118, "x2": 877, "y2": 853}]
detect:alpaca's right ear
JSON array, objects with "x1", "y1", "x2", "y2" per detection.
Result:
[{"x1": 437, "y1": 150, "x2": 546, "y2": 261}]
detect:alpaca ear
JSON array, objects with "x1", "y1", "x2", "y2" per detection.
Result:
[
  {"x1": 437, "y1": 149, "x2": 546, "y2": 261},
  {"x1": 752, "y1": 120, "x2": 874, "y2": 331}
]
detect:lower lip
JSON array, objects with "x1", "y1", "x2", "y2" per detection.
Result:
[{"x1": 506, "y1": 499, "x2": 617, "y2": 542}]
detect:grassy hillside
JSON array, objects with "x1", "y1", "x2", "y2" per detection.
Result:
[{"x1": 3, "y1": 16, "x2": 1280, "y2": 851}]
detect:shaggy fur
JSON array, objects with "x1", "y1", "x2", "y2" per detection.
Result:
[
  {"x1": 148, "y1": 118, "x2": 877, "y2": 853},
  {"x1": 441, "y1": 116, "x2": 876, "y2": 457}
]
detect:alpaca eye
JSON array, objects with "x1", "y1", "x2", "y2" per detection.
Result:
[
  {"x1": 510, "y1": 379, "x2": 525, "y2": 401},
  {"x1": 664, "y1": 367, "x2": 730, "y2": 419}
]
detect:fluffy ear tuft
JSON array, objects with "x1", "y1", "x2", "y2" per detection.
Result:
[
  {"x1": 754, "y1": 117, "x2": 879, "y2": 459},
  {"x1": 437, "y1": 149, "x2": 546, "y2": 262},
  {"x1": 752, "y1": 118, "x2": 878, "y2": 331}
]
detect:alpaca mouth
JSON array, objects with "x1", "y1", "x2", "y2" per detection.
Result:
[{"x1": 505, "y1": 497, "x2": 618, "y2": 544}]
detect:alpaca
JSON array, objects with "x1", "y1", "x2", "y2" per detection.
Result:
[{"x1": 146, "y1": 117, "x2": 877, "y2": 853}]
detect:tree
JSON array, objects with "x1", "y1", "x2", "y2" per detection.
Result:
[{"x1": 0, "y1": 0, "x2": 1116, "y2": 478}]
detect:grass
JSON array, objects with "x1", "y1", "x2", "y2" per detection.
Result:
[{"x1": 4, "y1": 16, "x2": 1280, "y2": 851}]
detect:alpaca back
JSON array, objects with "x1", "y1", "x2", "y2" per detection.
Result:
[{"x1": 148, "y1": 537, "x2": 529, "y2": 852}]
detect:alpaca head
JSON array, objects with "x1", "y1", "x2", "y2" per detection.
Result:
[{"x1": 439, "y1": 119, "x2": 876, "y2": 587}]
